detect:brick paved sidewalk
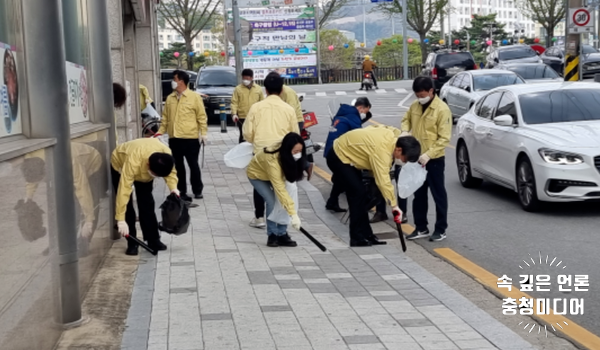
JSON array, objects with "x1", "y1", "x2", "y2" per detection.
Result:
[{"x1": 120, "y1": 128, "x2": 537, "y2": 350}]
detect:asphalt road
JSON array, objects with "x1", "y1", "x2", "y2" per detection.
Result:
[{"x1": 294, "y1": 80, "x2": 600, "y2": 342}]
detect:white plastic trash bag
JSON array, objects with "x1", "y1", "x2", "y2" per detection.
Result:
[
  {"x1": 224, "y1": 142, "x2": 253, "y2": 168},
  {"x1": 141, "y1": 103, "x2": 161, "y2": 119},
  {"x1": 268, "y1": 181, "x2": 299, "y2": 225},
  {"x1": 397, "y1": 162, "x2": 428, "y2": 199}
]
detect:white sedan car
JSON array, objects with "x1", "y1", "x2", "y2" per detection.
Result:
[{"x1": 455, "y1": 82, "x2": 600, "y2": 211}]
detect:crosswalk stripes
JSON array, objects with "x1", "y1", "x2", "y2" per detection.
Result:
[
  {"x1": 300, "y1": 89, "x2": 410, "y2": 97},
  {"x1": 375, "y1": 89, "x2": 387, "y2": 94},
  {"x1": 315, "y1": 92, "x2": 327, "y2": 97},
  {"x1": 355, "y1": 90, "x2": 367, "y2": 95},
  {"x1": 395, "y1": 88, "x2": 407, "y2": 93},
  {"x1": 335, "y1": 91, "x2": 347, "y2": 95}
]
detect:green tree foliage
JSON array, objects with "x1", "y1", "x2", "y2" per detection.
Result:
[
  {"x1": 372, "y1": 35, "x2": 422, "y2": 67},
  {"x1": 451, "y1": 14, "x2": 509, "y2": 63},
  {"x1": 519, "y1": 0, "x2": 565, "y2": 48},
  {"x1": 320, "y1": 29, "x2": 355, "y2": 70},
  {"x1": 160, "y1": 42, "x2": 206, "y2": 69}
]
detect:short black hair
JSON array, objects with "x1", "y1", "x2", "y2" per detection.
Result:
[
  {"x1": 242, "y1": 69, "x2": 254, "y2": 77},
  {"x1": 355, "y1": 97, "x2": 371, "y2": 108},
  {"x1": 412, "y1": 76, "x2": 435, "y2": 93},
  {"x1": 264, "y1": 72, "x2": 284, "y2": 95},
  {"x1": 396, "y1": 136, "x2": 421, "y2": 162},
  {"x1": 149, "y1": 153, "x2": 175, "y2": 177},
  {"x1": 173, "y1": 70, "x2": 190, "y2": 86},
  {"x1": 113, "y1": 83, "x2": 126, "y2": 108}
]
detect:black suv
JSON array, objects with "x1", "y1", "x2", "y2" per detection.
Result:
[
  {"x1": 161, "y1": 69, "x2": 197, "y2": 102},
  {"x1": 421, "y1": 50, "x2": 477, "y2": 92},
  {"x1": 195, "y1": 66, "x2": 238, "y2": 124}
]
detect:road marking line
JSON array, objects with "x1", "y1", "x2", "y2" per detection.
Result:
[
  {"x1": 395, "y1": 88, "x2": 407, "y2": 93},
  {"x1": 316, "y1": 92, "x2": 327, "y2": 97},
  {"x1": 312, "y1": 165, "x2": 332, "y2": 182},
  {"x1": 335, "y1": 91, "x2": 347, "y2": 95},
  {"x1": 355, "y1": 90, "x2": 367, "y2": 95},
  {"x1": 434, "y1": 248, "x2": 600, "y2": 350},
  {"x1": 368, "y1": 119, "x2": 382, "y2": 125},
  {"x1": 398, "y1": 94, "x2": 412, "y2": 107},
  {"x1": 376, "y1": 89, "x2": 387, "y2": 94}
]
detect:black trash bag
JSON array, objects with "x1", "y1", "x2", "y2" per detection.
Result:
[
  {"x1": 158, "y1": 193, "x2": 190, "y2": 235},
  {"x1": 14, "y1": 199, "x2": 47, "y2": 242}
]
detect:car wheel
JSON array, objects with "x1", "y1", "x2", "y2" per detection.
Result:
[
  {"x1": 516, "y1": 157, "x2": 541, "y2": 212},
  {"x1": 456, "y1": 143, "x2": 482, "y2": 188}
]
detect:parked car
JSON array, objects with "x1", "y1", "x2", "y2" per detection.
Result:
[
  {"x1": 496, "y1": 63, "x2": 562, "y2": 83},
  {"x1": 161, "y1": 69, "x2": 197, "y2": 102},
  {"x1": 541, "y1": 45, "x2": 600, "y2": 78},
  {"x1": 195, "y1": 66, "x2": 238, "y2": 124},
  {"x1": 455, "y1": 82, "x2": 600, "y2": 211},
  {"x1": 421, "y1": 50, "x2": 477, "y2": 92},
  {"x1": 486, "y1": 45, "x2": 542, "y2": 68},
  {"x1": 439, "y1": 69, "x2": 525, "y2": 123}
]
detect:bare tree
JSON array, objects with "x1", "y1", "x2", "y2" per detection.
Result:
[
  {"x1": 158, "y1": 0, "x2": 221, "y2": 70},
  {"x1": 376, "y1": 0, "x2": 448, "y2": 64},
  {"x1": 319, "y1": 0, "x2": 351, "y2": 28},
  {"x1": 519, "y1": 0, "x2": 566, "y2": 48}
]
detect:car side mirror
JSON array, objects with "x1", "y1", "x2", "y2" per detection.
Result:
[
  {"x1": 421, "y1": 64, "x2": 426, "y2": 69},
  {"x1": 494, "y1": 114, "x2": 514, "y2": 126},
  {"x1": 299, "y1": 95, "x2": 304, "y2": 102},
  {"x1": 463, "y1": 85, "x2": 471, "y2": 92}
]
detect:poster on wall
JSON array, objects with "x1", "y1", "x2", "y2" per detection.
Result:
[
  {"x1": 0, "y1": 42, "x2": 22, "y2": 137},
  {"x1": 66, "y1": 61, "x2": 89, "y2": 124}
]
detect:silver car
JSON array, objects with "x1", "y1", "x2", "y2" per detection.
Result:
[{"x1": 439, "y1": 70, "x2": 526, "y2": 123}]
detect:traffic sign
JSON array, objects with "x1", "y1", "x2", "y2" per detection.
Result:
[{"x1": 568, "y1": 7, "x2": 595, "y2": 34}]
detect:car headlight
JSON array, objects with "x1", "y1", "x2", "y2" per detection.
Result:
[{"x1": 538, "y1": 148, "x2": 584, "y2": 165}]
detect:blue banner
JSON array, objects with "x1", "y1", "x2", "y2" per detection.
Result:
[
  {"x1": 243, "y1": 46, "x2": 312, "y2": 56},
  {"x1": 250, "y1": 19, "x2": 316, "y2": 32}
]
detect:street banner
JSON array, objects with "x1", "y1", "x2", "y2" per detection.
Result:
[
  {"x1": 229, "y1": 7, "x2": 314, "y2": 21},
  {"x1": 252, "y1": 66, "x2": 317, "y2": 79},
  {"x1": 66, "y1": 61, "x2": 89, "y2": 124},
  {"x1": 250, "y1": 19, "x2": 316, "y2": 32},
  {"x1": 225, "y1": 0, "x2": 315, "y2": 9},
  {"x1": 230, "y1": 54, "x2": 316, "y2": 68},
  {"x1": 244, "y1": 44, "x2": 314, "y2": 56},
  {"x1": 0, "y1": 42, "x2": 21, "y2": 137},
  {"x1": 250, "y1": 31, "x2": 315, "y2": 45}
]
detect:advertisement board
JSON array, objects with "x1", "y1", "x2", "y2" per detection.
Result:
[
  {"x1": 66, "y1": 61, "x2": 89, "y2": 124},
  {"x1": 253, "y1": 66, "x2": 317, "y2": 79},
  {"x1": 250, "y1": 19, "x2": 316, "y2": 32},
  {"x1": 0, "y1": 43, "x2": 21, "y2": 137},
  {"x1": 231, "y1": 55, "x2": 316, "y2": 69},
  {"x1": 244, "y1": 45, "x2": 314, "y2": 56},
  {"x1": 225, "y1": 0, "x2": 315, "y2": 9},
  {"x1": 231, "y1": 7, "x2": 314, "y2": 21},
  {"x1": 250, "y1": 31, "x2": 315, "y2": 45}
]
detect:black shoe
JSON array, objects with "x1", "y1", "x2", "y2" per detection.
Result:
[
  {"x1": 326, "y1": 203, "x2": 348, "y2": 213},
  {"x1": 277, "y1": 234, "x2": 298, "y2": 247},
  {"x1": 402, "y1": 214, "x2": 408, "y2": 224},
  {"x1": 406, "y1": 229, "x2": 430, "y2": 240},
  {"x1": 126, "y1": 246, "x2": 139, "y2": 256},
  {"x1": 370, "y1": 212, "x2": 388, "y2": 224},
  {"x1": 359, "y1": 88, "x2": 364, "y2": 90},
  {"x1": 350, "y1": 239, "x2": 372, "y2": 247},
  {"x1": 367, "y1": 235, "x2": 387, "y2": 245},
  {"x1": 181, "y1": 194, "x2": 193, "y2": 203},
  {"x1": 194, "y1": 193, "x2": 204, "y2": 199},
  {"x1": 267, "y1": 235, "x2": 279, "y2": 247},
  {"x1": 149, "y1": 240, "x2": 167, "y2": 251},
  {"x1": 429, "y1": 232, "x2": 447, "y2": 242}
]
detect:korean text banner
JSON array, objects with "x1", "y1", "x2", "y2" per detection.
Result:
[
  {"x1": 225, "y1": 0, "x2": 315, "y2": 8},
  {"x1": 250, "y1": 31, "x2": 315, "y2": 45},
  {"x1": 66, "y1": 61, "x2": 89, "y2": 124},
  {"x1": 253, "y1": 66, "x2": 317, "y2": 79},
  {"x1": 251, "y1": 19, "x2": 316, "y2": 32},
  {"x1": 231, "y1": 54, "x2": 317, "y2": 69},
  {"x1": 0, "y1": 43, "x2": 22, "y2": 137},
  {"x1": 244, "y1": 45, "x2": 313, "y2": 56},
  {"x1": 230, "y1": 7, "x2": 314, "y2": 21}
]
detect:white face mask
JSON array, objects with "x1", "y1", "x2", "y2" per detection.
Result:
[
  {"x1": 360, "y1": 113, "x2": 367, "y2": 119},
  {"x1": 292, "y1": 153, "x2": 302, "y2": 161},
  {"x1": 418, "y1": 96, "x2": 431, "y2": 105},
  {"x1": 148, "y1": 170, "x2": 157, "y2": 178},
  {"x1": 395, "y1": 159, "x2": 405, "y2": 166},
  {"x1": 171, "y1": 81, "x2": 178, "y2": 90},
  {"x1": 242, "y1": 79, "x2": 252, "y2": 86}
]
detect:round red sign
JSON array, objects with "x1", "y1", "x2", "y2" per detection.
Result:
[{"x1": 573, "y1": 8, "x2": 590, "y2": 26}]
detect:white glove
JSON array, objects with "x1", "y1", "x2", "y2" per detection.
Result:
[
  {"x1": 232, "y1": 115, "x2": 239, "y2": 123},
  {"x1": 291, "y1": 214, "x2": 301, "y2": 231},
  {"x1": 419, "y1": 154, "x2": 431, "y2": 166},
  {"x1": 200, "y1": 135, "x2": 208, "y2": 144},
  {"x1": 117, "y1": 221, "x2": 129, "y2": 237},
  {"x1": 400, "y1": 131, "x2": 411, "y2": 137},
  {"x1": 171, "y1": 188, "x2": 180, "y2": 197},
  {"x1": 82, "y1": 221, "x2": 94, "y2": 239}
]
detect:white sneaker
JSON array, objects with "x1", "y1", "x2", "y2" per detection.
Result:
[{"x1": 250, "y1": 217, "x2": 266, "y2": 228}]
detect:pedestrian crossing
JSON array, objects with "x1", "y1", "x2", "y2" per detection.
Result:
[{"x1": 299, "y1": 88, "x2": 408, "y2": 97}]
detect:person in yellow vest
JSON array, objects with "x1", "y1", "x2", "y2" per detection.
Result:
[
  {"x1": 401, "y1": 76, "x2": 452, "y2": 242},
  {"x1": 231, "y1": 69, "x2": 264, "y2": 143},
  {"x1": 139, "y1": 84, "x2": 154, "y2": 111},
  {"x1": 243, "y1": 72, "x2": 299, "y2": 229},
  {"x1": 327, "y1": 125, "x2": 421, "y2": 247},
  {"x1": 158, "y1": 70, "x2": 208, "y2": 204},
  {"x1": 247, "y1": 133, "x2": 305, "y2": 247},
  {"x1": 111, "y1": 138, "x2": 179, "y2": 255}
]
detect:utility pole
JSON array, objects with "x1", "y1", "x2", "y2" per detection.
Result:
[
  {"x1": 565, "y1": 0, "x2": 584, "y2": 81},
  {"x1": 402, "y1": 0, "x2": 408, "y2": 79},
  {"x1": 392, "y1": 16, "x2": 395, "y2": 35},
  {"x1": 315, "y1": 3, "x2": 322, "y2": 84},
  {"x1": 223, "y1": 1, "x2": 229, "y2": 65},
  {"x1": 232, "y1": 0, "x2": 243, "y2": 83},
  {"x1": 363, "y1": 0, "x2": 366, "y2": 46}
]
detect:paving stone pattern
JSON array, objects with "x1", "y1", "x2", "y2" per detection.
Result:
[{"x1": 121, "y1": 128, "x2": 537, "y2": 350}]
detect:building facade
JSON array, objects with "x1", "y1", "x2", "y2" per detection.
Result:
[
  {"x1": 0, "y1": 0, "x2": 161, "y2": 349},
  {"x1": 158, "y1": 25, "x2": 223, "y2": 53}
]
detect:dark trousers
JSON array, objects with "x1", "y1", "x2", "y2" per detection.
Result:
[
  {"x1": 169, "y1": 138, "x2": 203, "y2": 196},
  {"x1": 361, "y1": 70, "x2": 378, "y2": 88},
  {"x1": 413, "y1": 157, "x2": 448, "y2": 233},
  {"x1": 111, "y1": 167, "x2": 159, "y2": 247},
  {"x1": 375, "y1": 165, "x2": 407, "y2": 214},
  {"x1": 254, "y1": 189, "x2": 265, "y2": 218},
  {"x1": 237, "y1": 118, "x2": 246, "y2": 144},
  {"x1": 327, "y1": 150, "x2": 373, "y2": 242},
  {"x1": 326, "y1": 180, "x2": 344, "y2": 207}
]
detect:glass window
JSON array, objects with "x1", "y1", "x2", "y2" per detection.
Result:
[
  {"x1": 0, "y1": 0, "x2": 24, "y2": 138},
  {"x1": 498, "y1": 47, "x2": 537, "y2": 60},
  {"x1": 435, "y1": 52, "x2": 475, "y2": 69},
  {"x1": 508, "y1": 65, "x2": 559, "y2": 79},
  {"x1": 478, "y1": 92, "x2": 502, "y2": 120},
  {"x1": 519, "y1": 89, "x2": 600, "y2": 124},
  {"x1": 203, "y1": 36, "x2": 210, "y2": 41},
  {"x1": 203, "y1": 43, "x2": 210, "y2": 49},
  {"x1": 167, "y1": 35, "x2": 172, "y2": 40},
  {"x1": 473, "y1": 74, "x2": 524, "y2": 91},
  {"x1": 460, "y1": 74, "x2": 472, "y2": 88},
  {"x1": 196, "y1": 69, "x2": 237, "y2": 87},
  {"x1": 196, "y1": 43, "x2": 200, "y2": 48},
  {"x1": 583, "y1": 45, "x2": 598, "y2": 54},
  {"x1": 496, "y1": 92, "x2": 517, "y2": 122},
  {"x1": 451, "y1": 74, "x2": 464, "y2": 87}
]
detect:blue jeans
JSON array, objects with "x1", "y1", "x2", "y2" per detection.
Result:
[{"x1": 249, "y1": 178, "x2": 288, "y2": 236}]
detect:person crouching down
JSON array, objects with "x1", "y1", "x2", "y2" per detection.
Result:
[
  {"x1": 247, "y1": 133, "x2": 305, "y2": 247},
  {"x1": 111, "y1": 138, "x2": 180, "y2": 255}
]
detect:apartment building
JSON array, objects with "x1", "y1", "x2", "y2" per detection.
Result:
[{"x1": 158, "y1": 26, "x2": 223, "y2": 52}]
